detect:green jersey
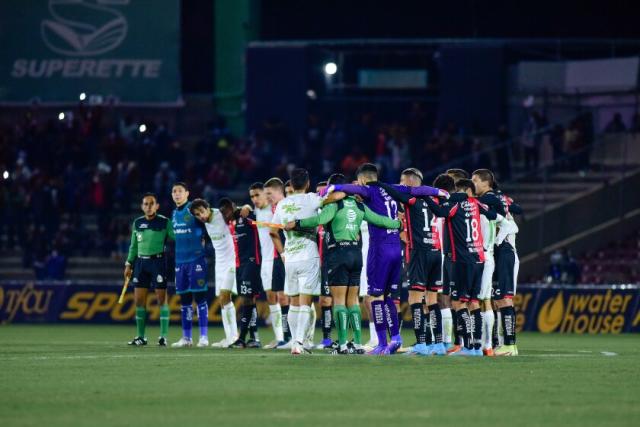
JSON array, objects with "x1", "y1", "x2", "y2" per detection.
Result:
[
  {"x1": 126, "y1": 214, "x2": 175, "y2": 264},
  {"x1": 299, "y1": 197, "x2": 400, "y2": 246}
]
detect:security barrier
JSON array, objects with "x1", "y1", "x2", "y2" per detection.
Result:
[{"x1": 1, "y1": 281, "x2": 638, "y2": 333}]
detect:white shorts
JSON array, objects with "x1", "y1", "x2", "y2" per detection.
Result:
[
  {"x1": 285, "y1": 259, "x2": 320, "y2": 296},
  {"x1": 359, "y1": 243, "x2": 369, "y2": 297},
  {"x1": 261, "y1": 259, "x2": 274, "y2": 291},
  {"x1": 215, "y1": 260, "x2": 237, "y2": 297},
  {"x1": 479, "y1": 252, "x2": 495, "y2": 300}
]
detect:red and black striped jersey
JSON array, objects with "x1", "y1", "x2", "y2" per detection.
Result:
[
  {"x1": 232, "y1": 212, "x2": 261, "y2": 265},
  {"x1": 403, "y1": 197, "x2": 442, "y2": 253}
]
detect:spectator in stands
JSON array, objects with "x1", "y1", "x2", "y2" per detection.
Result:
[
  {"x1": 45, "y1": 248, "x2": 67, "y2": 280},
  {"x1": 604, "y1": 113, "x2": 627, "y2": 133},
  {"x1": 521, "y1": 110, "x2": 546, "y2": 172}
]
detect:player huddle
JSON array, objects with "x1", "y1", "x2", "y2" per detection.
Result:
[{"x1": 125, "y1": 163, "x2": 521, "y2": 356}]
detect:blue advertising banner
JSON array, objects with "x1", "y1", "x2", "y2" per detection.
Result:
[{"x1": 1, "y1": 282, "x2": 639, "y2": 333}]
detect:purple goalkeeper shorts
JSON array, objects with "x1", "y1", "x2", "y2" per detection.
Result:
[{"x1": 366, "y1": 242, "x2": 402, "y2": 297}]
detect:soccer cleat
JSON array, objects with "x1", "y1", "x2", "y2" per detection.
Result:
[
  {"x1": 366, "y1": 345, "x2": 390, "y2": 356},
  {"x1": 263, "y1": 340, "x2": 279, "y2": 349},
  {"x1": 483, "y1": 348, "x2": 495, "y2": 357},
  {"x1": 315, "y1": 338, "x2": 334, "y2": 349},
  {"x1": 276, "y1": 340, "x2": 292, "y2": 350},
  {"x1": 211, "y1": 338, "x2": 231, "y2": 348},
  {"x1": 303, "y1": 340, "x2": 315, "y2": 352},
  {"x1": 197, "y1": 337, "x2": 209, "y2": 348},
  {"x1": 449, "y1": 347, "x2": 476, "y2": 356},
  {"x1": 430, "y1": 343, "x2": 447, "y2": 356},
  {"x1": 330, "y1": 346, "x2": 350, "y2": 355},
  {"x1": 246, "y1": 339, "x2": 262, "y2": 349},
  {"x1": 171, "y1": 337, "x2": 193, "y2": 348},
  {"x1": 364, "y1": 339, "x2": 379, "y2": 350},
  {"x1": 386, "y1": 335, "x2": 403, "y2": 354},
  {"x1": 158, "y1": 337, "x2": 167, "y2": 347},
  {"x1": 229, "y1": 339, "x2": 247, "y2": 349},
  {"x1": 128, "y1": 336, "x2": 147, "y2": 346},
  {"x1": 471, "y1": 349, "x2": 484, "y2": 356},
  {"x1": 446, "y1": 344, "x2": 462, "y2": 354},
  {"x1": 495, "y1": 344, "x2": 518, "y2": 356},
  {"x1": 291, "y1": 341, "x2": 312, "y2": 355}
]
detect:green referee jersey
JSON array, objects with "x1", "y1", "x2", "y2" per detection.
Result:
[
  {"x1": 299, "y1": 196, "x2": 400, "y2": 244},
  {"x1": 126, "y1": 214, "x2": 175, "y2": 264}
]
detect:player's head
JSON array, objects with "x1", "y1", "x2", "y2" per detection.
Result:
[
  {"x1": 400, "y1": 167, "x2": 423, "y2": 187},
  {"x1": 327, "y1": 173, "x2": 346, "y2": 186},
  {"x1": 218, "y1": 197, "x2": 236, "y2": 223},
  {"x1": 171, "y1": 182, "x2": 189, "y2": 206},
  {"x1": 446, "y1": 168, "x2": 469, "y2": 183},
  {"x1": 471, "y1": 169, "x2": 495, "y2": 196},
  {"x1": 264, "y1": 177, "x2": 285, "y2": 205},
  {"x1": 284, "y1": 180, "x2": 293, "y2": 196},
  {"x1": 290, "y1": 168, "x2": 309, "y2": 192},
  {"x1": 189, "y1": 198, "x2": 212, "y2": 223},
  {"x1": 249, "y1": 182, "x2": 268, "y2": 209},
  {"x1": 433, "y1": 174, "x2": 455, "y2": 193},
  {"x1": 356, "y1": 163, "x2": 378, "y2": 185},
  {"x1": 315, "y1": 180, "x2": 328, "y2": 193},
  {"x1": 141, "y1": 192, "x2": 159, "y2": 218},
  {"x1": 456, "y1": 178, "x2": 476, "y2": 197}
]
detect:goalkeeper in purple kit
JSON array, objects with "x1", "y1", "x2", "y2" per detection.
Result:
[{"x1": 323, "y1": 163, "x2": 448, "y2": 355}]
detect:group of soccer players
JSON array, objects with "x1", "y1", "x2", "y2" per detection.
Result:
[{"x1": 125, "y1": 163, "x2": 522, "y2": 356}]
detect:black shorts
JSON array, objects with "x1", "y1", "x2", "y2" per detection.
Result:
[
  {"x1": 407, "y1": 249, "x2": 443, "y2": 292},
  {"x1": 236, "y1": 261, "x2": 262, "y2": 296},
  {"x1": 326, "y1": 244, "x2": 362, "y2": 287},
  {"x1": 132, "y1": 256, "x2": 167, "y2": 289},
  {"x1": 442, "y1": 255, "x2": 454, "y2": 296},
  {"x1": 272, "y1": 256, "x2": 285, "y2": 292},
  {"x1": 493, "y1": 242, "x2": 516, "y2": 300},
  {"x1": 451, "y1": 261, "x2": 483, "y2": 302}
]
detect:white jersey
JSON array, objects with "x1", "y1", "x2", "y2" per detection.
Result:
[
  {"x1": 480, "y1": 215, "x2": 497, "y2": 253},
  {"x1": 255, "y1": 205, "x2": 275, "y2": 263},
  {"x1": 271, "y1": 192, "x2": 322, "y2": 263},
  {"x1": 204, "y1": 208, "x2": 236, "y2": 266}
]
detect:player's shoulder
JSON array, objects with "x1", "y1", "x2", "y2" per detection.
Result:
[{"x1": 132, "y1": 215, "x2": 145, "y2": 226}]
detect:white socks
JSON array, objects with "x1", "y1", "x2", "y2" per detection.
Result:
[
  {"x1": 481, "y1": 310, "x2": 495, "y2": 350},
  {"x1": 296, "y1": 305, "x2": 311, "y2": 345},
  {"x1": 305, "y1": 304, "x2": 316, "y2": 343},
  {"x1": 368, "y1": 321, "x2": 378, "y2": 345},
  {"x1": 269, "y1": 304, "x2": 284, "y2": 342},
  {"x1": 441, "y1": 308, "x2": 452, "y2": 344},
  {"x1": 288, "y1": 306, "x2": 300, "y2": 343},
  {"x1": 221, "y1": 302, "x2": 238, "y2": 342}
]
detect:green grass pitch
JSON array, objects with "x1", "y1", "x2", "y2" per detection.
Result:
[{"x1": 1, "y1": 325, "x2": 639, "y2": 427}]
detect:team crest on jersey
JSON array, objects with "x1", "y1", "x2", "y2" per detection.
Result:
[
  {"x1": 183, "y1": 213, "x2": 191, "y2": 222},
  {"x1": 157, "y1": 275, "x2": 164, "y2": 283}
]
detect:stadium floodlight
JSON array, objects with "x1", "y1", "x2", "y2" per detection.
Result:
[
  {"x1": 2, "y1": 171, "x2": 8, "y2": 180},
  {"x1": 324, "y1": 62, "x2": 337, "y2": 75},
  {"x1": 58, "y1": 112, "x2": 65, "y2": 121},
  {"x1": 139, "y1": 124, "x2": 147, "y2": 133},
  {"x1": 79, "y1": 92, "x2": 87, "y2": 101}
]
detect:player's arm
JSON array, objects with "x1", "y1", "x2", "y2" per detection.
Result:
[
  {"x1": 509, "y1": 201, "x2": 524, "y2": 216},
  {"x1": 363, "y1": 205, "x2": 402, "y2": 229},
  {"x1": 165, "y1": 217, "x2": 175, "y2": 241},
  {"x1": 124, "y1": 221, "x2": 137, "y2": 279},
  {"x1": 478, "y1": 202, "x2": 498, "y2": 220},
  {"x1": 424, "y1": 196, "x2": 454, "y2": 218},
  {"x1": 495, "y1": 216, "x2": 519, "y2": 245},
  {"x1": 322, "y1": 191, "x2": 347, "y2": 205},
  {"x1": 480, "y1": 193, "x2": 507, "y2": 217},
  {"x1": 297, "y1": 203, "x2": 338, "y2": 228},
  {"x1": 369, "y1": 181, "x2": 415, "y2": 204},
  {"x1": 328, "y1": 184, "x2": 370, "y2": 199},
  {"x1": 392, "y1": 184, "x2": 449, "y2": 199},
  {"x1": 269, "y1": 209, "x2": 285, "y2": 258}
]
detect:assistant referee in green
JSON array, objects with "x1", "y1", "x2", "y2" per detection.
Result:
[{"x1": 125, "y1": 192, "x2": 175, "y2": 346}]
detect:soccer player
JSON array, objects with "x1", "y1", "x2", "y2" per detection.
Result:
[
  {"x1": 324, "y1": 163, "x2": 447, "y2": 355},
  {"x1": 288, "y1": 173, "x2": 401, "y2": 354},
  {"x1": 170, "y1": 182, "x2": 212, "y2": 348},
  {"x1": 284, "y1": 180, "x2": 293, "y2": 196},
  {"x1": 263, "y1": 177, "x2": 292, "y2": 348},
  {"x1": 125, "y1": 193, "x2": 174, "y2": 346},
  {"x1": 372, "y1": 168, "x2": 448, "y2": 356},
  {"x1": 493, "y1": 184, "x2": 523, "y2": 356},
  {"x1": 315, "y1": 180, "x2": 334, "y2": 349},
  {"x1": 424, "y1": 179, "x2": 497, "y2": 356},
  {"x1": 249, "y1": 182, "x2": 286, "y2": 348},
  {"x1": 190, "y1": 198, "x2": 239, "y2": 348},
  {"x1": 471, "y1": 169, "x2": 518, "y2": 355},
  {"x1": 270, "y1": 168, "x2": 324, "y2": 355}
]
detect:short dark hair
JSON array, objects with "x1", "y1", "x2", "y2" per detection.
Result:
[
  {"x1": 290, "y1": 168, "x2": 310, "y2": 191},
  {"x1": 456, "y1": 178, "x2": 476, "y2": 195},
  {"x1": 472, "y1": 169, "x2": 495, "y2": 188},
  {"x1": 264, "y1": 177, "x2": 284, "y2": 192},
  {"x1": 142, "y1": 192, "x2": 157, "y2": 202},
  {"x1": 284, "y1": 180, "x2": 291, "y2": 188},
  {"x1": 189, "y1": 198, "x2": 210, "y2": 215},
  {"x1": 327, "y1": 173, "x2": 346, "y2": 185},
  {"x1": 356, "y1": 163, "x2": 378, "y2": 180},
  {"x1": 401, "y1": 167, "x2": 423, "y2": 183},
  {"x1": 218, "y1": 197, "x2": 234, "y2": 211},
  {"x1": 172, "y1": 182, "x2": 188, "y2": 191},
  {"x1": 249, "y1": 182, "x2": 264, "y2": 191},
  {"x1": 446, "y1": 168, "x2": 469, "y2": 182},
  {"x1": 433, "y1": 174, "x2": 455, "y2": 193},
  {"x1": 316, "y1": 181, "x2": 328, "y2": 189}
]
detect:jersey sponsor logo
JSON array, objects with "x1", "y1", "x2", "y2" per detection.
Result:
[
  {"x1": 195, "y1": 264, "x2": 203, "y2": 272},
  {"x1": 174, "y1": 228, "x2": 192, "y2": 234},
  {"x1": 282, "y1": 203, "x2": 301, "y2": 215},
  {"x1": 139, "y1": 223, "x2": 148, "y2": 229}
]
